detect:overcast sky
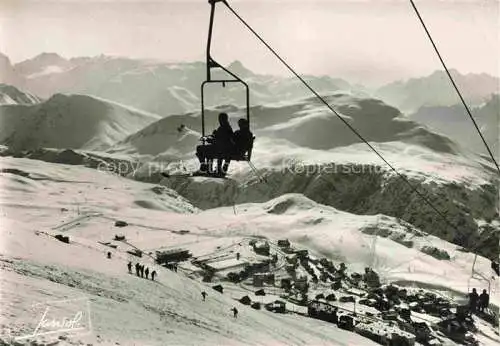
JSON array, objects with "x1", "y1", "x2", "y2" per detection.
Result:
[{"x1": 0, "y1": 0, "x2": 498, "y2": 86}]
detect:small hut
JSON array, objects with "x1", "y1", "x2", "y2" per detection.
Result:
[
  {"x1": 212, "y1": 284, "x2": 224, "y2": 294},
  {"x1": 114, "y1": 221, "x2": 128, "y2": 228},
  {"x1": 325, "y1": 293, "x2": 337, "y2": 301},
  {"x1": 339, "y1": 295, "x2": 355, "y2": 303},
  {"x1": 126, "y1": 249, "x2": 142, "y2": 258},
  {"x1": 265, "y1": 300, "x2": 286, "y2": 313},
  {"x1": 251, "y1": 302, "x2": 261, "y2": 310},
  {"x1": 156, "y1": 248, "x2": 191, "y2": 264},
  {"x1": 253, "y1": 273, "x2": 274, "y2": 287},
  {"x1": 253, "y1": 241, "x2": 270, "y2": 256},
  {"x1": 281, "y1": 278, "x2": 292, "y2": 290},
  {"x1": 54, "y1": 234, "x2": 70, "y2": 244},
  {"x1": 295, "y1": 276, "x2": 308, "y2": 292},
  {"x1": 239, "y1": 295, "x2": 252, "y2": 305},
  {"x1": 295, "y1": 249, "x2": 308, "y2": 259},
  {"x1": 315, "y1": 293, "x2": 325, "y2": 300},
  {"x1": 277, "y1": 239, "x2": 291, "y2": 248},
  {"x1": 338, "y1": 315, "x2": 354, "y2": 331},
  {"x1": 255, "y1": 289, "x2": 266, "y2": 296}
]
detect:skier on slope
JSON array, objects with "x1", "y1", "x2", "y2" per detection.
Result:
[
  {"x1": 127, "y1": 261, "x2": 132, "y2": 273},
  {"x1": 201, "y1": 291, "x2": 207, "y2": 301},
  {"x1": 135, "y1": 262, "x2": 140, "y2": 276},
  {"x1": 145, "y1": 267, "x2": 150, "y2": 279},
  {"x1": 231, "y1": 307, "x2": 238, "y2": 318},
  {"x1": 151, "y1": 270, "x2": 157, "y2": 281}
]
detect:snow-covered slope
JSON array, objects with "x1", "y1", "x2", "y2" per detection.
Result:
[
  {"x1": 108, "y1": 112, "x2": 202, "y2": 157},
  {"x1": 2, "y1": 223, "x2": 383, "y2": 346},
  {"x1": 0, "y1": 93, "x2": 161, "y2": 151},
  {"x1": 0, "y1": 156, "x2": 497, "y2": 345},
  {"x1": 0, "y1": 156, "x2": 382, "y2": 346},
  {"x1": 1, "y1": 89, "x2": 496, "y2": 259},
  {"x1": 256, "y1": 95, "x2": 460, "y2": 153},
  {"x1": 195, "y1": 194, "x2": 497, "y2": 294},
  {"x1": 143, "y1": 136, "x2": 498, "y2": 259},
  {"x1": 0, "y1": 84, "x2": 42, "y2": 105},
  {"x1": 110, "y1": 94, "x2": 461, "y2": 157}
]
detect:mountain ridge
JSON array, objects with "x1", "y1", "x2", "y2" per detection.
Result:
[
  {"x1": 0, "y1": 93, "x2": 160, "y2": 151},
  {"x1": 0, "y1": 84, "x2": 42, "y2": 105},
  {"x1": 376, "y1": 69, "x2": 499, "y2": 112}
]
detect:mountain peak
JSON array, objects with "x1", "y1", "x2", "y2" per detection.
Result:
[
  {"x1": 0, "y1": 52, "x2": 11, "y2": 64},
  {"x1": 14, "y1": 53, "x2": 71, "y2": 79},
  {"x1": 227, "y1": 60, "x2": 253, "y2": 77},
  {"x1": 0, "y1": 52, "x2": 25, "y2": 85},
  {"x1": 32, "y1": 52, "x2": 67, "y2": 62},
  {"x1": 428, "y1": 68, "x2": 460, "y2": 79}
]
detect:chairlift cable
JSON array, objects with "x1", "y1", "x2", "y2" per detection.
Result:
[
  {"x1": 222, "y1": 0, "x2": 470, "y2": 248},
  {"x1": 409, "y1": 0, "x2": 499, "y2": 175}
]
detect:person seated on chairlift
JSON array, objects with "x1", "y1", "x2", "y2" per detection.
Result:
[
  {"x1": 196, "y1": 112, "x2": 234, "y2": 175},
  {"x1": 232, "y1": 118, "x2": 253, "y2": 159},
  {"x1": 216, "y1": 118, "x2": 254, "y2": 177}
]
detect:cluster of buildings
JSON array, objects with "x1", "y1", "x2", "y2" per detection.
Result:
[{"x1": 169, "y1": 238, "x2": 494, "y2": 346}]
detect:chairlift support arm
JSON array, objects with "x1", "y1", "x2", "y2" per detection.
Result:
[{"x1": 201, "y1": 0, "x2": 250, "y2": 138}]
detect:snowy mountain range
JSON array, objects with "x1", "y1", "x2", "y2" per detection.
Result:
[
  {"x1": 0, "y1": 93, "x2": 160, "y2": 150},
  {"x1": 0, "y1": 51, "x2": 498, "y2": 346},
  {"x1": 1, "y1": 52, "x2": 353, "y2": 117},
  {"x1": 410, "y1": 95, "x2": 499, "y2": 158},
  {"x1": 3, "y1": 52, "x2": 498, "y2": 116},
  {"x1": 376, "y1": 69, "x2": 499, "y2": 113},
  {"x1": 108, "y1": 94, "x2": 461, "y2": 158},
  {"x1": 0, "y1": 58, "x2": 497, "y2": 260}
]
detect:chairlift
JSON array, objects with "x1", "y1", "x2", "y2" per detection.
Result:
[{"x1": 199, "y1": 0, "x2": 254, "y2": 162}]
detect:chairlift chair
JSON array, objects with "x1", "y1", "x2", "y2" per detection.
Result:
[{"x1": 200, "y1": 0, "x2": 254, "y2": 162}]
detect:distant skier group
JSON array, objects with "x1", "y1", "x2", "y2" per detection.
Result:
[
  {"x1": 128, "y1": 261, "x2": 156, "y2": 281},
  {"x1": 165, "y1": 262, "x2": 179, "y2": 272}
]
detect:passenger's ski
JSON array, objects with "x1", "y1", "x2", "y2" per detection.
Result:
[{"x1": 161, "y1": 172, "x2": 228, "y2": 179}]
